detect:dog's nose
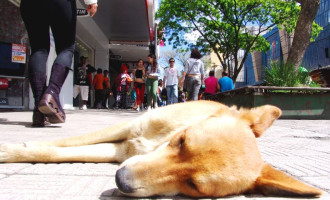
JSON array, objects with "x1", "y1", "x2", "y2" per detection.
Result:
[{"x1": 115, "y1": 166, "x2": 135, "y2": 194}]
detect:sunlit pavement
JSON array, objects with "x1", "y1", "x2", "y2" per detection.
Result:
[{"x1": 0, "y1": 109, "x2": 329, "y2": 200}]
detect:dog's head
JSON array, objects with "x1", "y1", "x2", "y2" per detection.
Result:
[{"x1": 116, "y1": 105, "x2": 323, "y2": 197}]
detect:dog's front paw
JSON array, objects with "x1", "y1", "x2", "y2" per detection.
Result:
[{"x1": 0, "y1": 143, "x2": 26, "y2": 163}]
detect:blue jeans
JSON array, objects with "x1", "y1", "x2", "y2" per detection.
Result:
[{"x1": 166, "y1": 84, "x2": 178, "y2": 104}]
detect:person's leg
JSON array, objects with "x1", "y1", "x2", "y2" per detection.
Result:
[
  {"x1": 151, "y1": 79, "x2": 158, "y2": 108},
  {"x1": 146, "y1": 79, "x2": 152, "y2": 107},
  {"x1": 121, "y1": 86, "x2": 127, "y2": 108},
  {"x1": 186, "y1": 77, "x2": 194, "y2": 101},
  {"x1": 95, "y1": 90, "x2": 103, "y2": 109},
  {"x1": 116, "y1": 90, "x2": 121, "y2": 108},
  {"x1": 20, "y1": 0, "x2": 50, "y2": 127},
  {"x1": 134, "y1": 83, "x2": 140, "y2": 107},
  {"x1": 104, "y1": 89, "x2": 109, "y2": 108},
  {"x1": 102, "y1": 89, "x2": 106, "y2": 108},
  {"x1": 29, "y1": 72, "x2": 48, "y2": 126},
  {"x1": 81, "y1": 86, "x2": 89, "y2": 110},
  {"x1": 190, "y1": 77, "x2": 201, "y2": 101},
  {"x1": 39, "y1": 0, "x2": 76, "y2": 123},
  {"x1": 140, "y1": 84, "x2": 145, "y2": 110},
  {"x1": 173, "y1": 84, "x2": 179, "y2": 104},
  {"x1": 166, "y1": 86, "x2": 171, "y2": 105},
  {"x1": 73, "y1": 85, "x2": 80, "y2": 99},
  {"x1": 73, "y1": 85, "x2": 82, "y2": 108}
]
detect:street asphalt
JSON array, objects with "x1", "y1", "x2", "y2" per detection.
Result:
[{"x1": 0, "y1": 107, "x2": 329, "y2": 200}]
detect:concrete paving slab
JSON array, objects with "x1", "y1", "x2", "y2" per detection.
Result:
[{"x1": 0, "y1": 109, "x2": 329, "y2": 200}]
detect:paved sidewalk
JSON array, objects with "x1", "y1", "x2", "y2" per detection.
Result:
[{"x1": 0, "y1": 109, "x2": 329, "y2": 200}]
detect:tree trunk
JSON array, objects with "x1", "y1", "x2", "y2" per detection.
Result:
[{"x1": 286, "y1": 0, "x2": 320, "y2": 70}]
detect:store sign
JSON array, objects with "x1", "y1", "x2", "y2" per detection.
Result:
[
  {"x1": 0, "y1": 78, "x2": 9, "y2": 90},
  {"x1": 77, "y1": 9, "x2": 89, "y2": 17},
  {"x1": 12, "y1": 44, "x2": 26, "y2": 63}
]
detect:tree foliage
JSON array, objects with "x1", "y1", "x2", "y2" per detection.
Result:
[{"x1": 156, "y1": 0, "x2": 321, "y2": 83}]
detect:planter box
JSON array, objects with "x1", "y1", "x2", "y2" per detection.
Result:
[{"x1": 205, "y1": 86, "x2": 330, "y2": 119}]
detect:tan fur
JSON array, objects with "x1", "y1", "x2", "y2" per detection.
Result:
[{"x1": 0, "y1": 100, "x2": 323, "y2": 197}]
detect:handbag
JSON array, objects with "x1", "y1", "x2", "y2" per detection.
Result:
[{"x1": 183, "y1": 75, "x2": 189, "y2": 92}]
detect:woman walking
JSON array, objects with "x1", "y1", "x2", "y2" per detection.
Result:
[
  {"x1": 20, "y1": 0, "x2": 98, "y2": 126},
  {"x1": 132, "y1": 59, "x2": 146, "y2": 111},
  {"x1": 180, "y1": 49, "x2": 204, "y2": 101},
  {"x1": 146, "y1": 54, "x2": 160, "y2": 110}
]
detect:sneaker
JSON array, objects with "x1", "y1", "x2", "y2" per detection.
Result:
[
  {"x1": 136, "y1": 106, "x2": 140, "y2": 112},
  {"x1": 147, "y1": 106, "x2": 152, "y2": 111},
  {"x1": 82, "y1": 105, "x2": 87, "y2": 110}
]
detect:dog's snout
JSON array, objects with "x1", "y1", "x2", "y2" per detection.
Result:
[{"x1": 115, "y1": 166, "x2": 135, "y2": 194}]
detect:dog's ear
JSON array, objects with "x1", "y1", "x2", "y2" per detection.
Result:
[
  {"x1": 250, "y1": 164, "x2": 322, "y2": 197},
  {"x1": 242, "y1": 105, "x2": 281, "y2": 137}
]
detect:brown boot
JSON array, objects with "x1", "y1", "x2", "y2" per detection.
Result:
[
  {"x1": 29, "y1": 72, "x2": 49, "y2": 127},
  {"x1": 32, "y1": 108, "x2": 51, "y2": 127},
  {"x1": 39, "y1": 63, "x2": 69, "y2": 123}
]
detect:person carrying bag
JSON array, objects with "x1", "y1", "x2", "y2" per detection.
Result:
[{"x1": 180, "y1": 49, "x2": 204, "y2": 101}]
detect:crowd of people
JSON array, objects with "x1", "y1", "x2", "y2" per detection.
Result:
[{"x1": 72, "y1": 49, "x2": 236, "y2": 113}]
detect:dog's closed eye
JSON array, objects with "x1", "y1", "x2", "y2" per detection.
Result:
[
  {"x1": 178, "y1": 136, "x2": 185, "y2": 148},
  {"x1": 169, "y1": 133, "x2": 186, "y2": 149},
  {"x1": 187, "y1": 178, "x2": 198, "y2": 191}
]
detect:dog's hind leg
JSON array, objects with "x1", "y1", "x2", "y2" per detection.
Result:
[
  {"x1": 0, "y1": 141, "x2": 129, "y2": 163},
  {"x1": 28, "y1": 121, "x2": 132, "y2": 148}
]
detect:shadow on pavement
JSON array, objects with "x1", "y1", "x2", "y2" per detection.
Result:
[{"x1": 0, "y1": 118, "x2": 61, "y2": 128}]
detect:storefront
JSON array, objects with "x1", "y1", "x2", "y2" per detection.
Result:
[
  {"x1": 0, "y1": 0, "x2": 109, "y2": 110},
  {"x1": 0, "y1": 0, "x2": 28, "y2": 109}
]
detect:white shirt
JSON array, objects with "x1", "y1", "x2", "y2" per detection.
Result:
[
  {"x1": 164, "y1": 67, "x2": 179, "y2": 86},
  {"x1": 84, "y1": 0, "x2": 97, "y2": 4},
  {"x1": 184, "y1": 58, "x2": 204, "y2": 75}
]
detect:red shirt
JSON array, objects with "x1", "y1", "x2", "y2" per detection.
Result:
[
  {"x1": 104, "y1": 77, "x2": 110, "y2": 89},
  {"x1": 93, "y1": 73, "x2": 105, "y2": 90},
  {"x1": 204, "y1": 76, "x2": 218, "y2": 94}
]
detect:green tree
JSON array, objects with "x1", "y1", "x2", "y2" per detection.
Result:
[
  {"x1": 286, "y1": 0, "x2": 322, "y2": 69},
  {"x1": 156, "y1": 0, "x2": 321, "y2": 83}
]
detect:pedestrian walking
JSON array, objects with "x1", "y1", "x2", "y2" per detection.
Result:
[
  {"x1": 146, "y1": 54, "x2": 160, "y2": 110},
  {"x1": 20, "y1": 0, "x2": 98, "y2": 126},
  {"x1": 132, "y1": 59, "x2": 146, "y2": 111},
  {"x1": 73, "y1": 56, "x2": 90, "y2": 110},
  {"x1": 163, "y1": 58, "x2": 180, "y2": 105},
  {"x1": 180, "y1": 49, "x2": 204, "y2": 101},
  {"x1": 93, "y1": 68, "x2": 104, "y2": 109}
]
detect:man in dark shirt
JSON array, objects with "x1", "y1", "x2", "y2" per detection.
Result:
[{"x1": 73, "y1": 56, "x2": 90, "y2": 110}]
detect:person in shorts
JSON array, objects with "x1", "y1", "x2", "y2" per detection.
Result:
[{"x1": 73, "y1": 56, "x2": 90, "y2": 110}]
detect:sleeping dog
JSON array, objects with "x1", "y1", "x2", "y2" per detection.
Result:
[{"x1": 0, "y1": 100, "x2": 323, "y2": 197}]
